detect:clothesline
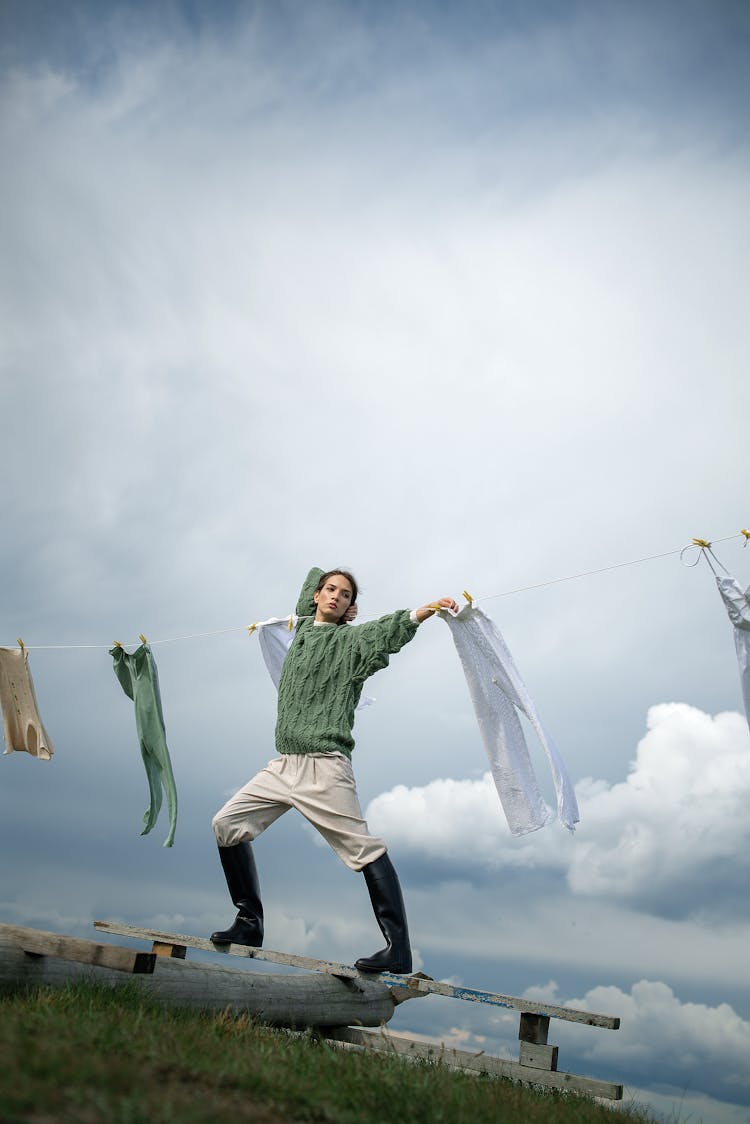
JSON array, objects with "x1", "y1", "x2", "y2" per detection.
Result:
[
  {"x1": 475, "y1": 531, "x2": 748, "y2": 602},
  {"x1": 5, "y1": 529, "x2": 748, "y2": 652},
  {"x1": 1, "y1": 579, "x2": 585, "y2": 842}
]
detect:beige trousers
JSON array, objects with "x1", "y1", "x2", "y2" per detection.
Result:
[{"x1": 212, "y1": 753, "x2": 386, "y2": 871}]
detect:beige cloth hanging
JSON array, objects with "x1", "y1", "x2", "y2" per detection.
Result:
[{"x1": 0, "y1": 646, "x2": 54, "y2": 760}]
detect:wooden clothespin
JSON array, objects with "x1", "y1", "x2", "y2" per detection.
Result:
[
  {"x1": 692, "y1": 538, "x2": 711, "y2": 549},
  {"x1": 113, "y1": 640, "x2": 123, "y2": 649},
  {"x1": 462, "y1": 590, "x2": 474, "y2": 606},
  {"x1": 17, "y1": 637, "x2": 25, "y2": 654},
  {"x1": 287, "y1": 615, "x2": 294, "y2": 631},
  {"x1": 247, "y1": 623, "x2": 258, "y2": 636},
  {"x1": 741, "y1": 529, "x2": 750, "y2": 545},
  {"x1": 139, "y1": 634, "x2": 148, "y2": 645}
]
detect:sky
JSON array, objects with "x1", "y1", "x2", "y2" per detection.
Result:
[{"x1": 1, "y1": 0, "x2": 749, "y2": 1118}]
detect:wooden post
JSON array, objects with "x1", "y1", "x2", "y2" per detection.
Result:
[{"x1": 518, "y1": 1012, "x2": 558, "y2": 1071}]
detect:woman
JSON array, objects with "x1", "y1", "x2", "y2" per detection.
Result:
[{"x1": 211, "y1": 566, "x2": 458, "y2": 973}]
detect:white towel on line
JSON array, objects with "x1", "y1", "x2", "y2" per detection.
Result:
[{"x1": 440, "y1": 605, "x2": 579, "y2": 835}]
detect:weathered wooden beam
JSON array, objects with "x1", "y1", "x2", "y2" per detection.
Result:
[
  {"x1": 95, "y1": 920, "x2": 362, "y2": 977},
  {"x1": 396, "y1": 977, "x2": 619, "y2": 1028},
  {"x1": 326, "y1": 1026, "x2": 623, "y2": 1101},
  {"x1": 1, "y1": 925, "x2": 154, "y2": 974},
  {"x1": 93, "y1": 921, "x2": 620, "y2": 1028}
]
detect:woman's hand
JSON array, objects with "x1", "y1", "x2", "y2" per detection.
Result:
[
  {"x1": 415, "y1": 597, "x2": 460, "y2": 623},
  {"x1": 343, "y1": 603, "x2": 359, "y2": 623}
]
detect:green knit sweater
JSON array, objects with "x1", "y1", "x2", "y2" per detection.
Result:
[{"x1": 275, "y1": 567, "x2": 419, "y2": 759}]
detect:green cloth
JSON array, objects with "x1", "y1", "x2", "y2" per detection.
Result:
[
  {"x1": 110, "y1": 643, "x2": 178, "y2": 848},
  {"x1": 274, "y1": 567, "x2": 418, "y2": 759}
]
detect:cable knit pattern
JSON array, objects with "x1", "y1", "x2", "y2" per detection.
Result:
[{"x1": 275, "y1": 567, "x2": 418, "y2": 759}]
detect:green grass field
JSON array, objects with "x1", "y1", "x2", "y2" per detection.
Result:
[{"x1": 0, "y1": 983, "x2": 656, "y2": 1123}]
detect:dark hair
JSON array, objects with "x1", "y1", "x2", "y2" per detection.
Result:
[{"x1": 315, "y1": 569, "x2": 359, "y2": 615}]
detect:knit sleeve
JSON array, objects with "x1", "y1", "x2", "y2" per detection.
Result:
[
  {"x1": 295, "y1": 567, "x2": 324, "y2": 618},
  {"x1": 350, "y1": 610, "x2": 419, "y2": 680}
]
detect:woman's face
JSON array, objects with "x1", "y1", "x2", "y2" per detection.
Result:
[{"x1": 313, "y1": 574, "x2": 354, "y2": 623}]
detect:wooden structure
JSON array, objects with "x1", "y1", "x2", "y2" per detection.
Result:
[
  {"x1": 95, "y1": 921, "x2": 623, "y2": 1100},
  {"x1": 1, "y1": 921, "x2": 622, "y2": 1098},
  {"x1": 0, "y1": 923, "x2": 396, "y2": 1028}
]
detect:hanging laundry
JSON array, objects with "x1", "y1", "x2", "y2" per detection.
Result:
[
  {"x1": 689, "y1": 540, "x2": 750, "y2": 732},
  {"x1": 714, "y1": 573, "x2": 750, "y2": 730},
  {"x1": 110, "y1": 643, "x2": 178, "y2": 847},
  {"x1": 0, "y1": 646, "x2": 54, "y2": 760},
  {"x1": 253, "y1": 617, "x2": 296, "y2": 689},
  {"x1": 440, "y1": 605, "x2": 579, "y2": 835},
  {"x1": 252, "y1": 616, "x2": 375, "y2": 709}
]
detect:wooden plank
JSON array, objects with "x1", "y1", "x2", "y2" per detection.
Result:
[
  {"x1": 0, "y1": 925, "x2": 155, "y2": 975},
  {"x1": 94, "y1": 920, "x2": 360, "y2": 978},
  {"x1": 326, "y1": 1027, "x2": 623, "y2": 1101},
  {"x1": 93, "y1": 921, "x2": 620, "y2": 1029},
  {"x1": 389, "y1": 978, "x2": 618, "y2": 1028},
  {"x1": 519, "y1": 1042, "x2": 558, "y2": 1071}
]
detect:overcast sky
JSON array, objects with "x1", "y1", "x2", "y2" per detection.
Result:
[{"x1": 2, "y1": 1, "x2": 749, "y2": 1119}]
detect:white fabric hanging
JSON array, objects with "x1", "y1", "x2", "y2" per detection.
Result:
[
  {"x1": 440, "y1": 605, "x2": 579, "y2": 835},
  {"x1": 714, "y1": 574, "x2": 750, "y2": 730},
  {"x1": 253, "y1": 617, "x2": 296, "y2": 690},
  {"x1": 253, "y1": 617, "x2": 374, "y2": 709}
]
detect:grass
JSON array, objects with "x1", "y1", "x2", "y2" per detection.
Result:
[{"x1": 0, "y1": 982, "x2": 658, "y2": 1124}]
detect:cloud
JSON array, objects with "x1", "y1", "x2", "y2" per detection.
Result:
[
  {"x1": 566, "y1": 704, "x2": 750, "y2": 911},
  {"x1": 557, "y1": 979, "x2": 750, "y2": 1103},
  {"x1": 367, "y1": 704, "x2": 750, "y2": 917},
  {"x1": 2, "y1": 9, "x2": 747, "y2": 627}
]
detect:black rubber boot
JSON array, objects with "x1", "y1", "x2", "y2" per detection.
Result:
[
  {"x1": 210, "y1": 842, "x2": 264, "y2": 946},
  {"x1": 355, "y1": 852, "x2": 412, "y2": 974}
]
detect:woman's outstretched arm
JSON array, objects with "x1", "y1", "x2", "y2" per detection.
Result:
[{"x1": 413, "y1": 596, "x2": 460, "y2": 623}]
